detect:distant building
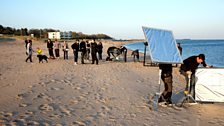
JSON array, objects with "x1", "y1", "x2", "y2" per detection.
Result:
[
  {"x1": 48, "y1": 31, "x2": 72, "y2": 40},
  {"x1": 48, "y1": 32, "x2": 60, "y2": 40},
  {"x1": 60, "y1": 31, "x2": 72, "y2": 39}
]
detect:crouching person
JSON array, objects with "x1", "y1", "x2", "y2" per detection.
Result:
[
  {"x1": 158, "y1": 64, "x2": 173, "y2": 105},
  {"x1": 36, "y1": 47, "x2": 48, "y2": 63},
  {"x1": 131, "y1": 49, "x2": 139, "y2": 62}
]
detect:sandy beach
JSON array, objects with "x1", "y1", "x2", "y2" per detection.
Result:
[{"x1": 0, "y1": 39, "x2": 224, "y2": 126}]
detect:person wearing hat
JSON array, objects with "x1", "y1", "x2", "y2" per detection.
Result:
[{"x1": 180, "y1": 54, "x2": 211, "y2": 98}]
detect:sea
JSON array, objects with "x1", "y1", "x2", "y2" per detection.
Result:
[
  {"x1": 124, "y1": 40, "x2": 224, "y2": 68},
  {"x1": 0, "y1": 38, "x2": 16, "y2": 42}
]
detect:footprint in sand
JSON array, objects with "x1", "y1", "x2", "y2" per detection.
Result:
[
  {"x1": 60, "y1": 107, "x2": 71, "y2": 116},
  {"x1": 19, "y1": 103, "x2": 29, "y2": 107},
  {"x1": 1, "y1": 112, "x2": 13, "y2": 118},
  {"x1": 38, "y1": 82, "x2": 47, "y2": 87},
  {"x1": 26, "y1": 121, "x2": 40, "y2": 125},
  {"x1": 35, "y1": 93, "x2": 52, "y2": 101},
  {"x1": 25, "y1": 110, "x2": 34, "y2": 115},
  {"x1": 16, "y1": 93, "x2": 28, "y2": 100},
  {"x1": 39, "y1": 104, "x2": 54, "y2": 111},
  {"x1": 49, "y1": 113, "x2": 61, "y2": 119},
  {"x1": 73, "y1": 121, "x2": 86, "y2": 126},
  {"x1": 69, "y1": 99, "x2": 79, "y2": 105},
  {"x1": 50, "y1": 87, "x2": 63, "y2": 91}
]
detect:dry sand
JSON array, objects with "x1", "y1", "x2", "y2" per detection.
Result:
[{"x1": 0, "y1": 39, "x2": 224, "y2": 126}]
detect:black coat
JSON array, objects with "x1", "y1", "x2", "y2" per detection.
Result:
[
  {"x1": 47, "y1": 41, "x2": 54, "y2": 49},
  {"x1": 71, "y1": 42, "x2": 79, "y2": 51},
  {"x1": 181, "y1": 56, "x2": 207, "y2": 74},
  {"x1": 91, "y1": 42, "x2": 98, "y2": 53},
  {"x1": 79, "y1": 41, "x2": 86, "y2": 52}
]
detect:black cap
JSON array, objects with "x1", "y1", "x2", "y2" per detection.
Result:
[{"x1": 198, "y1": 54, "x2": 205, "y2": 61}]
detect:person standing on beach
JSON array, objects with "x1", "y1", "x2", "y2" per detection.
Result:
[
  {"x1": 176, "y1": 43, "x2": 182, "y2": 67},
  {"x1": 54, "y1": 39, "x2": 61, "y2": 59},
  {"x1": 158, "y1": 64, "x2": 173, "y2": 104},
  {"x1": 180, "y1": 54, "x2": 211, "y2": 98},
  {"x1": 25, "y1": 41, "x2": 33, "y2": 63},
  {"x1": 91, "y1": 39, "x2": 98, "y2": 65},
  {"x1": 24, "y1": 38, "x2": 29, "y2": 55},
  {"x1": 25, "y1": 38, "x2": 28, "y2": 49},
  {"x1": 47, "y1": 39, "x2": 55, "y2": 59},
  {"x1": 62, "y1": 41, "x2": 69, "y2": 60},
  {"x1": 97, "y1": 41, "x2": 103, "y2": 60},
  {"x1": 71, "y1": 40, "x2": 79, "y2": 65},
  {"x1": 85, "y1": 41, "x2": 91, "y2": 60},
  {"x1": 79, "y1": 40, "x2": 86, "y2": 64},
  {"x1": 177, "y1": 43, "x2": 182, "y2": 56}
]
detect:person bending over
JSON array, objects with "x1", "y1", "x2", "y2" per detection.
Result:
[{"x1": 180, "y1": 54, "x2": 211, "y2": 97}]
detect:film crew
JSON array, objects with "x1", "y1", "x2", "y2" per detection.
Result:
[
  {"x1": 180, "y1": 54, "x2": 211, "y2": 98},
  {"x1": 158, "y1": 64, "x2": 173, "y2": 105}
]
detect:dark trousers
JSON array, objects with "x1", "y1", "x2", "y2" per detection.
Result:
[
  {"x1": 64, "y1": 51, "x2": 68, "y2": 60},
  {"x1": 133, "y1": 55, "x2": 139, "y2": 62},
  {"x1": 85, "y1": 49, "x2": 90, "y2": 60},
  {"x1": 26, "y1": 55, "x2": 32, "y2": 62},
  {"x1": 180, "y1": 70, "x2": 195, "y2": 98},
  {"x1": 73, "y1": 51, "x2": 78, "y2": 62},
  {"x1": 159, "y1": 75, "x2": 173, "y2": 103},
  {"x1": 48, "y1": 48, "x2": 54, "y2": 58},
  {"x1": 55, "y1": 49, "x2": 60, "y2": 57},
  {"x1": 124, "y1": 51, "x2": 127, "y2": 62},
  {"x1": 98, "y1": 51, "x2": 102, "y2": 60},
  {"x1": 81, "y1": 51, "x2": 86, "y2": 64},
  {"x1": 91, "y1": 52, "x2": 98, "y2": 64}
]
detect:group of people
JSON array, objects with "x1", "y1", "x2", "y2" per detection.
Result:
[
  {"x1": 47, "y1": 39, "x2": 70, "y2": 60},
  {"x1": 158, "y1": 43, "x2": 211, "y2": 105},
  {"x1": 70, "y1": 39, "x2": 103, "y2": 65},
  {"x1": 25, "y1": 38, "x2": 104, "y2": 65},
  {"x1": 46, "y1": 39, "x2": 103, "y2": 65}
]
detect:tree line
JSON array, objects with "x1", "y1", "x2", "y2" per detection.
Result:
[{"x1": 0, "y1": 25, "x2": 112, "y2": 39}]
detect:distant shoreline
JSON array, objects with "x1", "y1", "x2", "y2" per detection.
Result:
[{"x1": 0, "y1": 38, "x2": 16, "y2": 42}]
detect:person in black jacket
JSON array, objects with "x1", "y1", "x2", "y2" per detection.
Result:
[
  {"x1": 97, "y1": 41, "x2": 103, "y2": 60},
  {"x1": 71, "y1": 40, "x2": 79, "y2": 65},
  {"x1": 47, "y1": 39, "x2": 55, "y2": 59},
  {"x1": 180, "y1": 54, "x2": 211, "y2": 97},
  {"x1": 91, "y1": 39, "x2": 98, "y2": 65},
  {"x1": 85, "y1": 41, "x2": 91, "y2": 60},
  {"x1": 79, "y1": 40, "x2": 86, "y2": 64},
  {"x1": 158, "y1": 64, "x2": 173, "y2": 104}
]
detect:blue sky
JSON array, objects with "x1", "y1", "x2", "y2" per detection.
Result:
[{"x1": 1, "y1": 0, "x2": 224, "y2": 39}]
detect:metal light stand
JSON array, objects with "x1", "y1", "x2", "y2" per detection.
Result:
[
  {"x1": 151, "y1": 69, "x2": 164, "y2": 110},
  {"x1": 180, "y1": 73, "x2": 197, "y2": 107},
  {"x1": 143, "y1": 42, "x2": 148, "y2": 66}
]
